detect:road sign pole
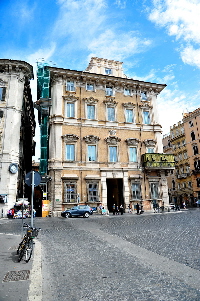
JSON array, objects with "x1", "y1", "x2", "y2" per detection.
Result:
[{"x1": 31, "y1": 171, "x2": 34, "y2": 228}]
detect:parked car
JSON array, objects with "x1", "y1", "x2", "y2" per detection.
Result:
[{"x1": 61, "y1": 205, "x2": 93, "y2": 218}]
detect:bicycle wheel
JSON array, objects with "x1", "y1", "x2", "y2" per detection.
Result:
[
  {"x1": 24, "y1": 239, "x2": 33, "y2": 263},
  {"x1": 17, "y1": 237, "x2": 26, "y2": 255},
  {"x1": 18, "y1": 244, "x2": 26, "y2": 262}
]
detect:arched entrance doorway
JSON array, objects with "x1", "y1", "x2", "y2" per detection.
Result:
[{"x1": 106, "y1": 178, "x2": 124, "y2": 212}]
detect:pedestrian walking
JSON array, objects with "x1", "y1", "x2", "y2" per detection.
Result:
[
  {"x1": 128, "y1": 204, "x2": 132, "y2": 213},
  {"x1": 136, "y1": 203, "x2": 140, "y2": 215},
  {"x1": 140, "y1": 205, "x2": 144, "y2": 214},
  {"x1": 120, "y1": 204, "x2": 123, "y2": 215},
  {"x1": 153, "y1": 201, "x2": 157, "y2": 213},
  {"x1": 113, "y1": 203, "x2": 116, "y2": 215}
]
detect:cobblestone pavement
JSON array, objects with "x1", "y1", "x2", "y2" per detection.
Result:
[{"x1": 0, "y1": 209, "x2": 200, "y2": 300}]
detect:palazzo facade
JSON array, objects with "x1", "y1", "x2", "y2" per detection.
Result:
[{"x1": 37, "y1": 58, "x2": 174, "y2": 215}]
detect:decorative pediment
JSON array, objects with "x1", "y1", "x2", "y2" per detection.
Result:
[
  {"x1": 61, "y1": 134, "x2": 79, "y2": 142},
  {"x1": 82, "y1": 97, "x2": 99, "y2": 104},
  {"x1": 105, "y1": 136, "x2": 121, "y2": 145},
  {"x1": 63, "y1": 95, "x2": 79, "y2": 102},
  {"x1": 139, "y1": 102, "x2": 152, "y2": 109},
  {"x1": 83, "y1": 135, "x2": 100, "y2": 144},
  {"x1": 122, "y1": 102, "x2": 136, "y2": 108},
  {"x1": 103, "y1": 99, "x2": 118, "y2": 107},
  {"x1": 125, "y1": 138, "x2": 139, "y2": 146},
  {"x1": 144, "y1": 139, "x2": 156, "y2": 146}
]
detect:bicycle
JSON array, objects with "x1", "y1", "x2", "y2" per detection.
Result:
[{"x1": 17, "y1": 223, "x2": 40, "y2": 263}]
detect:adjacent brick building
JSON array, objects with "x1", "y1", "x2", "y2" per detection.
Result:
[{"x1": 163, "y1": 108, "x2": 200, "y2": 207}]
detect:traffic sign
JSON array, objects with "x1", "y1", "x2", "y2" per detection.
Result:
[{"x1": 25, "y1": 171, "x2": 41, "y2": 187}]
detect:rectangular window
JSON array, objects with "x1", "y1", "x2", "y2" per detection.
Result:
[
  {"x1": 197, "y1": 178, "x2": 200, "y2": 188},
  {"x1": 109, "y1": 146, "x2": 117, "y2": 162},
  {"x1": 124, "y1": 88, "x2": 131, "y2": 96},
  {"x1": 87, "y1": 183, "x2": 99, "y2": 202},
  {"x1": 87, "y1": 105, "x2": 95, "y2": 119},
  {"x1": 0, "y1": 87, "x2": 6, "y2": 101},
  {"x1": 86, "y1": 83, "x2": 94, "y2": 91},
  {"x1": 131, "y1": 183, "x2": 141, "y2": 200},
  {"x1": 141, "y1": 92, "x2": 147, "y2": 101},
  {"x1": 193, "y1": 145, "x2": 198, "y2": 155},
  {"x1": 125, "y1": 109, "x2": 134, "y2": 123},
  {"x1": 66, "y1": 80, "x2": 75, "y2": 92},
  {"x1": 106, "y1": 86, "x2": 113, "y2": 96},
  {"x1": 88, "y1": 145, "x2": 96, "y2": 161},
  {"x1": 129, "y1": 147, "x2": 137, "y2": 162},
  {"x1": 66, "y1": 144, "x2": 75, "y2": 161},
  {"x1": 147, "y1": 148, "x2": 154, "y2": 153},
  {"x1": 107, "y1": 107, "x2": 115, "y2": 121},
  {"x1": 143, "y1": 111, "x2": 150, "y2": 124},
  {"x1": 150, "y1": 183, "x2": 159, "y2": 199},
  {"x1": 64, "y1": 182, "x2": 77, "y2": 203},
  {"x1": 189, "y1": 121, "x2": 193, "y2": 127},
  {"x1": 105, "y1": 68, "x2": 112, "y2": 75},
  {"x1": 66, "y1": 103, "x2": 75, "y2": 118}
]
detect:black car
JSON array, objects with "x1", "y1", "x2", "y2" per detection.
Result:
[{"x1": 61, "y1": 205, "x2": 93, "y2": 218}]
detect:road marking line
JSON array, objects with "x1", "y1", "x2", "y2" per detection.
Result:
[{"x1": 27, "y1": 239, "x2": 42, "y2": 301}]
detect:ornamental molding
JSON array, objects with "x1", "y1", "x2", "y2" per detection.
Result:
[
  {"x1": 62, "y1": 95, "x2": 79, "y2": 102},
  {"x1": 109, "y1": 130, "x2": 116, "y2": 136},
  {"x1": 0, "y1": 79, "x2": 7, "y2": 87},
  {"x1": 61, "y1": 134, "x2": 79, "y2": 142},
  {"x1": 82, "y1": 97, "x2": 99, "y2": 104},
  {"x1": 83, "y1": 135, "x2": 100, "y2": 144},
  {"x1": 143, "y1": 139, "x2": 156, "y2": 146},
  {"x1": 103, "y1": 98, "x2": 118, "y2": 107},
  {"x1": 122, "y1": 102, "x2": 136, "y2": 108},
  {"x1": 125, "y1": 138, "x2": 140, "y2": 146},
  {"x1": 48, "y1": 66, "x2": 166, "y2": 94},
  {"x1": 105, "y1": 136, "x2": 121, "y2": 145},
  {"x1": 139, "y1": 102, "x2": 152, "y2": 109}
]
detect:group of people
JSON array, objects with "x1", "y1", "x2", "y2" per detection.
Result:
[
  {"x1": 7, "y1": 207, "x2": 36, "y2": 219},
  {"x1": 112, "y1": 204, "x2": 124, "y2": 215}
]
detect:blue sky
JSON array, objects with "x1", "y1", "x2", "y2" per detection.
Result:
[{"x1": 1, "y1": 0, "x2": 200, "y2": 159}]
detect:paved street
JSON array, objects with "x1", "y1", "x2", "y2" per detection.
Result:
[{"x1": 0, "y1": 209, "x2": 200, "y2": 300}]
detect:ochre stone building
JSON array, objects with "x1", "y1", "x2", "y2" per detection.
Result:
[{"x1": 36, "y1": 58, "x2": 174, "y2": 215}]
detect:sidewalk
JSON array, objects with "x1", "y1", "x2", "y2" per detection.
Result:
[{"x1": 0, "y1": 219, "x2": 36, "y2": 301}]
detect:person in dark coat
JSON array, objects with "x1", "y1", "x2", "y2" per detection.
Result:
[
  {"x1": 136, "y1": 203, "x2": 140, "y2": 215},
  {"x1": 120, "y1": 204, "x2": 123, "y2": 215}
]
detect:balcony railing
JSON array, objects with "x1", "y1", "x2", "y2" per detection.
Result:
[{"x1": 142, "y1": 153, "x2": 175, "y2": 169}]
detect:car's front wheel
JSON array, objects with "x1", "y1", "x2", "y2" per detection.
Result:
[
  {"x1": 84, "y1": 212, "x2": 90, "y2": 218},
  {"x1": 65, "y1": 212, "x2": 71, "y2": 218}
]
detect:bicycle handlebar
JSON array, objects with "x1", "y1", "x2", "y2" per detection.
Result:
[{"x1": 23, "y1": 223, "x2": 41, "y2": 230}]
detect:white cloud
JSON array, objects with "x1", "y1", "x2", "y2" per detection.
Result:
[
  {"x1": 50, "y1": 0, "x2": 152, "y2": 63},
  {"x1": 88, "y1": 30, "x2": 152, "y2": 61},
  {"x1": 148, "y1": 0, "x2": 200, "y2": 68},
  {"x1": 115, "y1": 0, "x2": 127, "y2": 9},
  {"x1": 157, "y1": 88, "x2": 196, "y2": 134},
  {"x1": 181, "y1": 46, "x2": 200, "y2": 68},
  {"x1": 27, "y1": 43, "x2": 56, "y2": 66},
  {"x1": 53, "y1": 0, "x2": 106, "y2": 42}
]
